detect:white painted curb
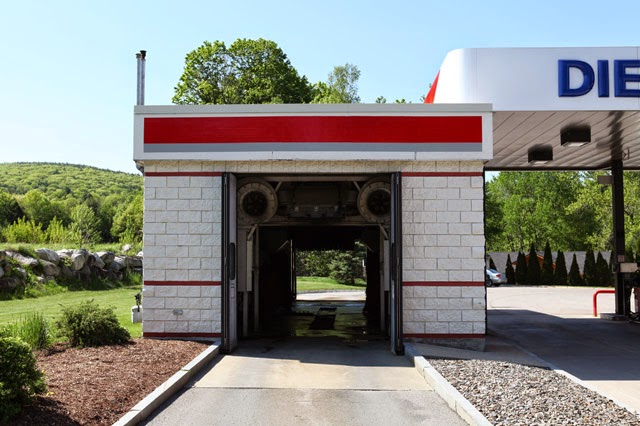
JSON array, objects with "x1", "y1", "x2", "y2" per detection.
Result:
[
  {"x1": 405, "y1": 344, "x2": 493, "y2": 426},
  {"x1": 113, "y1": 343, "x2": 220, "y2": 426}
]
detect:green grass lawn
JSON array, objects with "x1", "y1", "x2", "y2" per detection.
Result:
[
  {"x1": 0, "y1": 276, "x2": 362, "y2": 340},
  {"x1": 296, "y1": 276, "x2": 366, "y2": 292},
  {"x1": 0, "y1": 286, "x2": 143, "y2": 338}
]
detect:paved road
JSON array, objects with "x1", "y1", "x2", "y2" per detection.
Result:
[
  {"x1": 487, "y1": 286, "x2": 640, "y2": 413},
  {"x1": 143, "y1": 338, "x2": 466, "y2": 426}
]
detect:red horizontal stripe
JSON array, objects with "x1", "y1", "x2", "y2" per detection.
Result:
[
  {"x1": 404, "y1": 333, "x2": 485, "y2": 339},
  {"x1": 145, "y1": 171, "x2": 222, "y2": 177},
  {"x1": 402, "y1": 172, "x2": 483, "y2": 177},
  {"x1": 144, "y1": 116, "x2": 482, "y2": 144},
  {"x1": 145, "y1": 281, "x2": 222, "y2": 286},
  {"x1": 404, "y1": 281, "x2": 485, "y2": 287},
  {"x1": 144, "y1": 332, "x2": 221, "y2": 338}
]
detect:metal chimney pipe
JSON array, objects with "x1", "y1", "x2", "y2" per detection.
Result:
[{"x1": 136, "y1": 50, "x2": 146, "y2": 105}]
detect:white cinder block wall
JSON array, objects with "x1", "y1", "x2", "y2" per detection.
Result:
[
  {"x1": 401, "y1": 161, "x2": 486, "y2": 350},
  {"x1": 140, "y1": 160, "x2": 486, "y2": 349},
  {"x1": 141, "y1": 161, "x2": 223, "y2": 338}
]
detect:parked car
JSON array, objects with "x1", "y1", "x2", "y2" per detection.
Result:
[{"x1": 485, "y1": 269, "x2": 506, "y2": 287}]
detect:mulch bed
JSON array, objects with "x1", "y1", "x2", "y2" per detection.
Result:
[{"x1": 8, "y1": 338, "x2": 211, "y2": 425}]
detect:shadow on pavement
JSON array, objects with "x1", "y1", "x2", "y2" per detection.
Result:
[{"x1": 489, "y1": 309, "x2": 640, "y2": 382}]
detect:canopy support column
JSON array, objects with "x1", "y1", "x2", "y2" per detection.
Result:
[{"x1": 612, "y1": 159, "x2": 627, "y2": 316}]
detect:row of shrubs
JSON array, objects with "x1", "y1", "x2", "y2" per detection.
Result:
[
  {"x1": 0, "y1": 301, "x2": 131, "y2": 422},
  {"x1": 492, "y1": 243, "x2": 613, "y2": 286}
]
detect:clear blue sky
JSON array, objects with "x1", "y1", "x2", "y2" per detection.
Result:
[{"x1": 1, "y1": 0, "x2": 639, "y2": 175}]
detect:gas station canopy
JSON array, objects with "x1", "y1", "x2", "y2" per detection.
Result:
[{"x1": 426, "y1": 47, "x2": 640, "y2": 170}]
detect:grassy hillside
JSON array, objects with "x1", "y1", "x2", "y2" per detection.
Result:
[{"x1": 0, "y1": 162, "x2": 142, "y2": 200}]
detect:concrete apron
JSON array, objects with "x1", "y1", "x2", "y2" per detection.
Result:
[
  {"x1": 195, "y1": 338, "x2": 427, "y2": 390},
  {"x1": 154, "y1": 338, "x2": 470, "y2": 426}
]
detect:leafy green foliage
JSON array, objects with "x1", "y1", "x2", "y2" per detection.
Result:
[
  {"x1": 297, "y1": 250, "x2": 334, "y2": 277},
  {"x1": 68, "y1": 204, "x2": 100, "y2": 247},
  {"x1": 111, "y1": 194, "x2": 143, "y2": 244},
  {"x1": 296, "y1": 243, "x2": 366, "y2": 284},
  {"x1": 0, "y1": 163, "x2": 142, "y2": 244},
  {"x1": 328, "y1": 251, "x2": 361, "y2": 285},
  {"x1": 46, "y1": 216, "x2": 67, "y2": 244},
  {"x1": 486, "y1": 172, "x2": 604, "y2": 251},
  {"x1": 568, "y1": 253, "x2": 584, "y2": 286},
  {"x1": 0, "y1": 163, "x2": 141, "y2": 202},
  {"x1": 56, "y1": 300, "x2": 131, "y2": 347},
  {"x1": 0, "y1": 191, "x2": 23, "y2": 228},
  {"x1": 2, "y1": 217, "x2": 46, "y2": 243},
  {"x1": 1, "y1": 313, "x2": 51, "y2": 351},
  {"x1": 173, "y1": 38, "x2": 314, "y2": 105},
  {"x1": 487, "y1": 171, "x2": 640, "y2": 253},
  {"x1": 0, "y1": 337, "x2": 47, "y2": 422},
  {"x1": 540, "y1": 242, "x2": 554, "y2": 285},
  {"x1": 312, "y1": 63, "x2": 361, "y2": 104},
  {"x1": 554, "y1": 251, "x2": 568, "y2": 285},
  {"x1": 18, "y1": 190, "x2": 58, "y2": 229}
]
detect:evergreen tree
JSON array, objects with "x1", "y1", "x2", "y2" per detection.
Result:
[
  {"x1": 489, "y1": 256, "x2": 497, "y2": 270},
  {"x1": 540, "y1": 242, "x2": 554, "y2": 285},
  {"x1": 505, "y1": 254, "x2": 516, "y2": 284},
  {"x1": 569, "y1": 253, "x2": 584, "y2": 286},
  {"x1": 554, "y1": 250, "x2": 568, "y2": 285},
  {"x1": 595, "y1": 252, "x2": 613, "y2": 286},
  {"x1": 568, "y1": 253, "x2": 584, "y2": 286},
  {"x1": 515, "y1": 251, "x2": 527, "y2": 285},
  {"x1": 583, "y1": 248, "x2": 597, "y2": 286},
  {"x1": 526, "y1": 243, "x2": 541, "y2": 285}
]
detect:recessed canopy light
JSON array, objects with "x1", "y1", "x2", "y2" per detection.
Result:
[
  {"x1": 528, "y1": 148, "x2": 553, "y2": 165},
  {"x1": 561, "y1": 127, "x2": 591, "y2": 147}
]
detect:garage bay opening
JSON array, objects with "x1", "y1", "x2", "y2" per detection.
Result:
[{"x1": 228, "y1": 174, "x2": 398, "y2": 346}]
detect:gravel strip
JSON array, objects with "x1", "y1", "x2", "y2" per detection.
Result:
[{"x1": 428, "y1": 358, "x2": 640, "y2": 426}]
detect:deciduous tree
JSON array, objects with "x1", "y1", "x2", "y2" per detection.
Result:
[
  {"x1": 0, "y1": 191, "x2": 23, "y2": 228},
  {"x1": 68, "y1": 204, "x2": 99, "y2": 247},
  {"x1": 111, "y1": 195, "x2": 143, "y2": 244},
  {"x1": 173, "y1": 39, "x2": 313, "y2": 105},
  {"x1": 312, "y1": 63, "x2": 361, "y2": 104},
  {"x1": 486, "y1": 172, "x2": 600, "y2": 252},
  {"x1": 18, "y1": 190, "x2": 56, "y2": 229}
]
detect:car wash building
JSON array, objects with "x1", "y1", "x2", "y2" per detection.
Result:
[{"x1": 134, "y1": 47, "x2": 640, "y2": 354}]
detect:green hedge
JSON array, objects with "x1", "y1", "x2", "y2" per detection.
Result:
[
  {"x1": 0, "y1": 337, "x2": 46, "y2": 422},
  {"x1": 56, "y1": 300, "x2": 130, "y2": 347}
]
